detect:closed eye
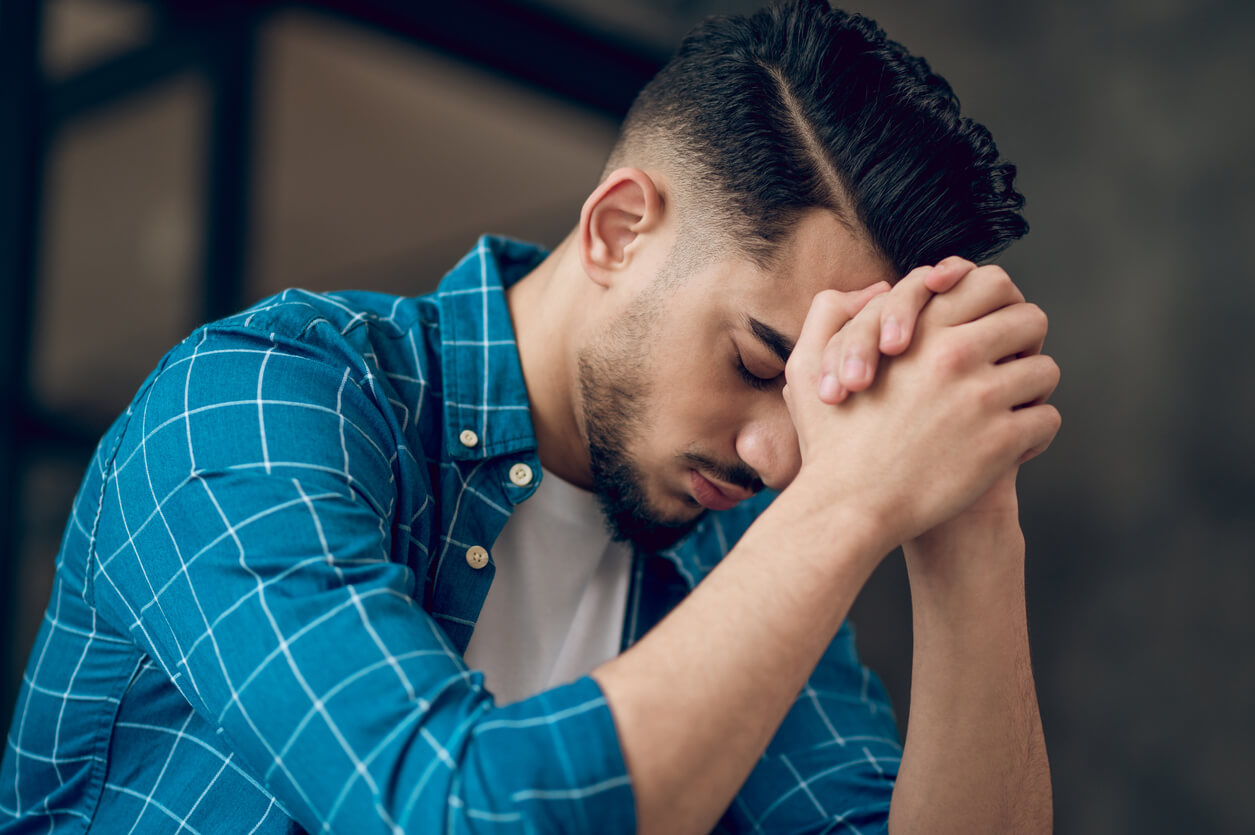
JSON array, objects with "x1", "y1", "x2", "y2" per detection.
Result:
[{"x1": 736, "y1": 352, "x2": 779, "y2": 391}]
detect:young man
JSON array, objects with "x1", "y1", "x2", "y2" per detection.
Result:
[{"x1": 2, "y1": 2, "x2": 1059, "y2": 833}]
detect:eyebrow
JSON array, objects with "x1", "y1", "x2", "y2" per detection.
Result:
[{"x1": 745, "y1": 315, "x2": 794, "y2": 364}]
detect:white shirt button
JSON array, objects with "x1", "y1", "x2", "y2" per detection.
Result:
[
  {"x1": 458, "y1": 429, "x2": 479, "y2": 448},
  {"x1": 508, "y1": 463, "x2": 534, "y2": 487},
  {"x1": 465, "y1": 545, "x2": 489, "y2": 570}
]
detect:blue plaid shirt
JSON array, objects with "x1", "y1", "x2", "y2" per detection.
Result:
[{"x1": 2, "y1": 236, "x2": 901, "y2": 833}]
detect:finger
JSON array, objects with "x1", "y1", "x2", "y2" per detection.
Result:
[
  {"x1": 962, "y1": 301, "x2": 1050, "y2": 363},
  {"x1": 819, "y1": 293, "x2": 890, "y2": 401},
  {"x1": 879, "y1": 263, "x2": 942, "y2": 355},
  {"x1": 989, "y1": 352, "x2": 1061, "y2": 410},
  {"x1": 818, "y1": 331, "x2": 847, "y2": 403},
  {"x1": 830, "y1": 295, "x2": 890, "y2": 395},
  {"x1": 925, "y1": 264, "x2": 1025, "y2": 327},
  {"x1": 922, "y1": 255, "x2": 978, "y2": 294},
  {"x1": 1010, "y1": 402, "x2": 1062, "y2": 463},
  {"x1": 790, "y1": 283, "x2": 890, "y2": 385},
  {"x1": 817, "y1": 335, "x2": 847, "y2": 404}
]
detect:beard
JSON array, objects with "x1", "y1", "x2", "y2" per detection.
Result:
[{"x1": 577, "y1": 295, "x2": 702, "y2": 552}]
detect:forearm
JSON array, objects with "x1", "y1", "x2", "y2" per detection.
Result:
[
  {"x1": 889, "y1": 523, "x2": 1052, "y2": 835},
  {"x1": 593, "y1": 480, "x2": 890, "y2": 835}
]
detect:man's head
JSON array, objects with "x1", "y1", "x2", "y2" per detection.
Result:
[
  {"x1": 605, "y1": 0, "x2": 1027, "y2": 277},
  {"x1": 561, "y1": 1, "x2": 1028, "y2": 549}
]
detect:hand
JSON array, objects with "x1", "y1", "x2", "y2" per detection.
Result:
[
  {"x1": 817, "y1": 257, "x2": 977, "y2": 404},
  {"x1": 782, "y1": 263, "x2": 1061, "y2": 550}
]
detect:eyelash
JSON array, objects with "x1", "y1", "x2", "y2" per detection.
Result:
[{"x1": 736, "y1": 353, "x2": 776, "y2": 391}]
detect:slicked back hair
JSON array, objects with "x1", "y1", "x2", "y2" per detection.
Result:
[{"x1": 605, "y1": 0, "x2": 1028, "y2": 277}]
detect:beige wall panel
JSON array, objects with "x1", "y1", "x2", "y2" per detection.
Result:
[
  {"x1": 33, "y1": 78, "x2": 204, "y2": 425},
  {"x1": 251, "y1": 11, "x2": 620, "y2": 299},
  {"x1": 42, "y1": 0, "x2": 153, "y2": 80}
]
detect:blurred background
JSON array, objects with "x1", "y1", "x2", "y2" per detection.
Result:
[{"x1": 1, "y1": 0, "x2": 1251, "y2": 831}]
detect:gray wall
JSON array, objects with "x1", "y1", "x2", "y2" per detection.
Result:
[{"x1": 839, "y1": 1, "x2": 1255, "y2": 832}]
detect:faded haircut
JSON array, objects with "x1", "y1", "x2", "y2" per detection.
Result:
[{"x1": 603, "y1": 0, "x2": 1028, "y2": 277}]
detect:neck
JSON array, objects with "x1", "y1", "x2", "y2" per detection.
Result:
[{"x1": 506, "y1": 233, "x2": 595, "y2": 489}]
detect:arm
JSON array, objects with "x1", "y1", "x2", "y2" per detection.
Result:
[
  {"x1": 89, "y1": 321, "x2": 634, "y2": 833},
  {"x1": 890, "y1": 471, "x2": 1052, "y2": 834},
  {"x1": 822, "y1": 261, "x2": 1055, "y2": 833},
  {"x1": 594, "y1": 268, "x2": 1060, "y2": 834},
  {"x1": 716, "y1": 619, "x2": 903, "y2": 832},
  {"x1": 593, "y1": 487, "x2": 895, "y2": 835}
]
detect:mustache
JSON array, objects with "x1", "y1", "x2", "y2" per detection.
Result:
[{"x1": 680, "y1": 451, "x2": 763, "y2": 494}]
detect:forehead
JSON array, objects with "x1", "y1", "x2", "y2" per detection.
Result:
[
  {"x1": 771, "y1": 209, "x2": 891, "y2": 291},
  {"x1": 715, "y1": 209, "x2": 894, "y2": 332}
]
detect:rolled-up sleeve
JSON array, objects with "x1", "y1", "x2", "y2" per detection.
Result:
[
  {"x1": 87, "y1": 323, "x2": 635, "y2": 834},
  {"x1": 718, "y1": 622, "x2": 901, "y2": 834}
]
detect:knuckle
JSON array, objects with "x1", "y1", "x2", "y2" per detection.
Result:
[
  {"x1": 934, "y1": 341, "x2": 970, "y2": 374},
  {"x1": 912, "y1": 273, "x2": 936, "y2": 299},
  {"x1": 974, "y1": 379, "x2": 1000, "y2": 411},
  {"x1": 1016, "y1": 303, "x2": 1048, "y2": 341},
  {"x1": 784, "y1": 354, "x2": 806, "y2": 385},
  {"x1": 896, "y1": 265, "x2": 931, "y2": 292},
  {"x1": 900, "y1": 264, "x2": 932, "y2": 284},
  {"x1": 1028, "y1": 303, "x2": 1049, "y2": 331},
  {"x1": 811, "y1": 288, "x2": 842, "y2": 311},
  {"x1": 982, "y1": 264, "x2": 1010, "y2": 283},
  {"x1": 975, "y1": 264, "x2": 1017, "y2": 292},
  {"x1": 1044, "y1": 355, "x2": 1061, "y2": 382},
  {"x1": 1046, "y1": 404, "x2": 1063, "y2": 432}
]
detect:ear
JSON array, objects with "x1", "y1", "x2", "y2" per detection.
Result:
[{"x1": 578, "y1": 167, "x2": 666, "y2": 289}]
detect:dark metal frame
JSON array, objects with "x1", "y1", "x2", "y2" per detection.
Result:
[
  {"x1": 1, "y1": 0, "x2": 47, "y2": 726},
  {"x1": 0, "y1": 0, "x2": 661, "y2": 728}
]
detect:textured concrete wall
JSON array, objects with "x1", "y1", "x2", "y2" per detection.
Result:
[{"x1": 836, "y1": 1, "x2": 1255, "y2": 832}]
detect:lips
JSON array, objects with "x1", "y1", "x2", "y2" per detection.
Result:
[{"x1": 689, "y1": 469, "x2": 753, "y2": 512}]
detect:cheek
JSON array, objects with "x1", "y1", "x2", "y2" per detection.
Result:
[
  {"x1": 654, "y1": 379, "x2": 748, "y2": 447},
  {"x1": 642, "y1": 317, "x2": 746, "y2": 441}
]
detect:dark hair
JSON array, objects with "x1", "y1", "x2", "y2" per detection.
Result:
[{"x1": 606, "y1": 0, "x2": 1027, "y2": 274}]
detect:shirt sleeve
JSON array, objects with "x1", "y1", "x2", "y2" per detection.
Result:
[
  {"x1": 717, "y1": 622, "x2": 901, "y2": 834},
  {"x1": 86, "y1": 321, "x2": 635, "y2": 834}
]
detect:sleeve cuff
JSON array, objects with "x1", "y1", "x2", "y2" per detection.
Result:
[{"x1": 460, "y1": 675, "x2": 637, "y2": 834}]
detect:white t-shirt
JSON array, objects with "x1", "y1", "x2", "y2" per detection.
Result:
[{"x1": 463, "y1": 469, "x2": 631, "y2": 706}]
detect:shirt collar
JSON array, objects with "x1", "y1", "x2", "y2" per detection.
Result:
[
  {"x1": 436, "y1": 235, "x2": 547, "y2": 462},
  {"x1": 433, "y1": 235, "x2": 777, "y2": 587}
]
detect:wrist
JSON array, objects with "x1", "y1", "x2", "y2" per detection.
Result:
[
  {"x1": 903, "y1": 523, "x2": 1027, "y2": 630},
  {"x1": 776, "y1": 465, "x2": 898, "y2": 571},
  {"x1": 905, "y1": 507, "x2": 1023, "y2": 571}
]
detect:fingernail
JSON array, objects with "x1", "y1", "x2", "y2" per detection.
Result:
[
  {"x1": 881, "y1": 317, "x2": 901, "y2": 348},
  {"x1": 842, "y1": 356, "x2": 866, "y2": 383},
  {"x1": 819, "y1": 373, "x2": 841, "y2": 401}
]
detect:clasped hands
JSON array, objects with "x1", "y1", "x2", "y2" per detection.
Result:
[{"x1": 781, "y1": 257, "x2": 1061, "y2": 554}]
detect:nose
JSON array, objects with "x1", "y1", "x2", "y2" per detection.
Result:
[{"x1": 735, "y1": 402, "x2": 801, "y2": 491}]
